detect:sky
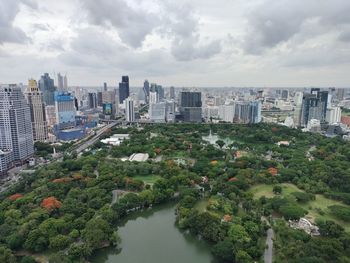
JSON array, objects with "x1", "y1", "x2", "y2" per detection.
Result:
[{"x1": 0, "y1": 0, "x2": 350, "y2": 87}]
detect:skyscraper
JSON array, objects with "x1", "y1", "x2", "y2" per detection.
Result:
[
  {"x1": 180, "y1": 91, "x2": 202, "y2": 122},
  {"x1": 38, "y1": 73, "x2": 56, "y2": 105},
  {"x1": 63, "y1": 75, "x2": 68, "y2": 91},
  {"x1": 300, "y1": 89, "x2": 328, "y2": 126},
  {"x1": 0, "y1": 85, "x2": 34, "y2": 175},
  {"x1": 54, "y1": 91, "x2": 76, "y2": 130},
  {"x1": 143, "y1": 80, "x2": 150, "y2": 103},
  {"x1": 119, "y1": 76, "x2": 129, "y2": 104},
  {"x1": 125, "y1": 97, "x2": 135, "y2": 122},
  {"x1": 234, "y1": 101, "x2": 262, "y2": 124},
  {"x1": 25, "y1": 79, "x2": 48, "y2": 142},
  {"x1": 88, "y1": 93, "x2": 97, "y2": 109},
  {"x1": 169, "y1": 86, "x2": 175, "y2": 100},
  {"x1": 57, "y1": 73, "x2": 64, "y2": 91}
]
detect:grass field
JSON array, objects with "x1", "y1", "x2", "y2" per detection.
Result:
[
  {"x1": 250, "y1": 183, "x2": 350, "y2": 231},
  {"x1": 133, "y1": 175, "x2": 161, "y2": 184}
]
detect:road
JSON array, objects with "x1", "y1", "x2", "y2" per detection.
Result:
[
  {"x1": 74, "y1": 121, "x2": 119, "y2": 153},
  {"x1": 264, "y1": 228, "x2": 274, "y2": 263}
]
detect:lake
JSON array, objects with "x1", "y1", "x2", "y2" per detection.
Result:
[{"x1": 91, "y1": 203, "x2": 220, "y2": 263}]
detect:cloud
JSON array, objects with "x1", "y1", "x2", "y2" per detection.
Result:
[
  {"x1": 0, "y1": 0, "x2": 37, "y2": 44},
  {"x1": 79, "y1": 0, "x2": 158, "y2": 48},
  {"x1": 79, "y1": 0, "x2": 222, "y2": 61},
  {"x1": 243, "y1": 0, "x2": 350, "y2": 54}
]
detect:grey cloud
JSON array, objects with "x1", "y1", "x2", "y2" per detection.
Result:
[
  {"x1": 0, "y1": 0, "x2": 36, "y2": 44},
  {"x1": 243, "y1": 0, "x2": 350, "y2": 54},
  {"x1": 80, "y1": 0, "x2": 158, "y2": 48},
  {"x1": 79, "y1": 0, "x2": 222, "y2": 61}
]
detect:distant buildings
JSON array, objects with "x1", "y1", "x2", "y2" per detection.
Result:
[
  {"x1": 169, "y1": 86, "x2": 175, "y2": 100},
  {"x1": 57, "y1": 73, "x2": 64, "y2": 91},
  {"x1": 119, "y1": 76, "x2": 130, "y2": 104},
  {"x1": 38, "y1": 73, "x2": 56, "y2": 105},
  {"x1": 25, "y1": 79, "x2": 48, "y2": 142},
  {"x1": 326, "y1": 107, "x2": 341, "y2": 124},
  {"x1": 0, "y1": 85, "x2": 34, "y2": 176},
  {"x1": 234, "y1": 101, "x2": 261, "y2": 124},
  {"x1": 180, "y1": 91, "x2": 202, "y2": 123}
]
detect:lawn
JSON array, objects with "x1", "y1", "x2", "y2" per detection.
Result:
[
  {"x1": 250, "y1": 183, "x2": 350, "y2": 231},
  {"x1": 133, "y1": 175, "x2": 161, "y2": 184}
]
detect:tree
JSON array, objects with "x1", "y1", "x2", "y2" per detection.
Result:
[
  {"x1": 273, "y1": 185, "x2": 282, "y2": 195},
  {"x1": 82, "y1": 218, "x2": 112, "y2": 249},
  {"x1": 20, "y1": 256, "x2": 37, "y2": 263},
  {"x1": 212, "y1": 238, "x2": 234, "y2": 262},
  {"x1": 49, "y1": 235, "x2": 71, "y2": 250},
  {"x1": 317, "y1": 220, "x2": 344, "y2": 237},
  {"x1": 0, "y1": 246, "x2": 16, "y2": 263},
  {"x1": 279, "y1": 205, "x2": 307, "y2": 220},
  {"x1": 216, "y1": 140, "x2": 225, "y2": 149}
]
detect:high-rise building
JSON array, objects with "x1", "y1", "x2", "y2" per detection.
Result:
[
  {"x1": 326, "y1": 107, "x2": 342, "y2": 124},
  {"x1": 300, "y1": 89, "x2": 328, "y2": 127},
  {"x1": 119, "y1": 76, "x2": 129, "y2": 104},
  {"x1": 57, "y1": 73, "x2": 64, "y2": 91},
  {"x1": 149, "y1": 91, "x2": 159, "y2": 105},
  {"x1": 337, "y1": 88, "x2": 345, "y2": 101},
  {"x1": 63, "y1": 75, "x2": 68, "y2": 91},
  {"x1": 25, "y1": 79, "x2": 48, "y2": 142},
  {"x1": 125, "y1": 98, "x2": 135, "y2": 122},
  {"x1": 169, "y1": 86, "x2": 175, "y2": 100},
  {"x1": 0, "y1": 85, "x2": 34, "y2": 175},
  {"x1": 103, "y1": 82, "x2": 108, "y2": 92},
  {"x1": 219, "y1": 103, "x2": 235, "y2": 123},
  {"x1": 38, "y1": 73, "x2": 56, "y2": 105},
  {"x1": 97, "y1": 92, "x2": 103, "y2": 107},
  {"x1": 45, "y1": 105, "x2": 56, "y2": 127},
  {"x1": 180, "y1": 91, "x2": 202, "y2": 122},
  {"x1": 102, "y1": 90, "x2": 116, "y2": 117},
  {"x1": 143, "y1": 80, "x2": 150, "y2": 103},
  {"x1": 88, "y1": 93, "x2": 97, "y2": 109},
  {"x1": 234, "y1": 101, "x2": 261, "y2": 124},
  {"x1": 281, "y1": 90, "x2": 289, "y2": 100},
  {"x1": 54, "y1": 91, "x2": 76, "y2": 130}
]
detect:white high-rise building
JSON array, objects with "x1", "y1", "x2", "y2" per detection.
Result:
[
  {"x1": 326, "y1": 107, "x2": 341, "y2": 124},
  {"x1": 57, "y1": 73, "x2": 64, "y2": 91},
  {"x1": 63, "y1": 75, "x2": 68, "y2": 91},
  {"x1": 149, "y1": 91, "x2": 159, "y2": 105},
  {"x1": 25, "y1": 79, "x2": 48, "y2": 142},
  {"x1": 219, "y1": 103, "x2": 235, "y2": 123},
  {"x1": 125, "y1": 98, "x2": 135, "y2": 122}
]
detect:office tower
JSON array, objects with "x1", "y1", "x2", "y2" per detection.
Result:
[
  {"x1": 54, "y1": 91, "x2": 76, "y2": 130},
  {"x1": 119, "y1": 76, "x2": 129, "y2": 104},
  {"x1": 103, "y1": 82, "x2": 108, "y2": 92},
  {"x1": 149, "y1": 91, "x2": 159, "y2": 105},
  {"x1": 45, "y1": 105, "x2": 56, "y2": 127},
  {"x1": 219, "y1": 103, "x2": 235, "y2": 123},
  {"x1": 125, "y1": 98, "x2": 135, "y2": 122},
  {"x1": 38, "y1": 73, "x2": 56, "y2": 105},
  {"x1": 63, "y1": 75, "x2": 68, "y2": 91},
  {"x1": 149, "y1": 102, "x2": 166, "y2": 122},
  {"x1": 326, "y1": 107, "x2": 342, "y2": 124},
  {"x1": 169, "y1": 86, "x2": 175, "y2": 100},
  {"x1": 97, "y1": 92, "x2": 103, "y2": 107},
  {"x1": 300, "y1": 89, "x2": 328, "y2": 127},
  {"x1": 281, "y1": 90, "x2": 289, "y2": 100},
  {"x1": 0, "y1": 85, "x2": 34, "y2": 175},
  {"x1": 180, "y1": 91, "x2": 202, "y2": 123},
  {"x1": 102, "y1": 90, "x2": 116, "y2": 117},
  {"x1": 88, "y1": 93, "x2": 97, "y2": 109},
  {"x1": 143, "y1": 80, "x2": 150, "y2": 103},
  {"x1": 234, "y1": 101, "x2": 261, "y2": 124},
  {"x1": 337, "y1": 88, "x2": 345, "y2": 101},
  {"x1": 157, "y1": 85, "x2": 164, "y2": 100},
  {"x1": 57, "y1": 73, "x2": 64, "y2": 91},
  {"x1": 25, "y1": 79, "x2": 48, "y2": 142},
  {"x1": 166, "y1": 100, "x2": 175, "y2": 122},
  {"x1": 249, "y1": 101, "x2": 262, "y2": 123}
]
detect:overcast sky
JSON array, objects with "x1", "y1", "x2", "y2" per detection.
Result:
[{"x1": 1, "y1": 0, "x2": 350, "y2": 87}]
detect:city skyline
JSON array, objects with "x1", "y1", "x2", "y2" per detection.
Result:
[{"x1": 1, "y1": 0, "x2": 350, "y2": 87}]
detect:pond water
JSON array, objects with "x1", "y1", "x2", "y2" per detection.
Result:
[
  {"x1": 202, "y1": 130, "x2": 234, "y2": 147},
  {"x1": 91, "y1": 203, "x2": 220, "y2": 263}
]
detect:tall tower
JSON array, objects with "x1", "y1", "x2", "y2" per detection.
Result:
[
  {"x1": 119, "y1": 76, "x2": 129, "y2": 104},
  {"x1": 0, "y1": 85, "x2": 34, "y2": 174},
  {"x1": 63, "y1": 75, "x2": 68, "y2": 91},
  {"x1": 57, "y1": 73, "x2": 64, "y2": 91},
  {"x1": 25, "y1": 79, "x2": 48, "y2": 142},
  {"x1": 125, "y1": 98, "x2": 135, "y2": 122},
  {"x1": 143, "y1": 80, "x2": 150, "y2": 103},
  {"x1": 38, "y1": 73, "x2": 56, "y2": 105}
]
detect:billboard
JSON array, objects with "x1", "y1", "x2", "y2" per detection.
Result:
[{"x1": 103, "y1": 103, "x2": 113, "y2": 115}]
